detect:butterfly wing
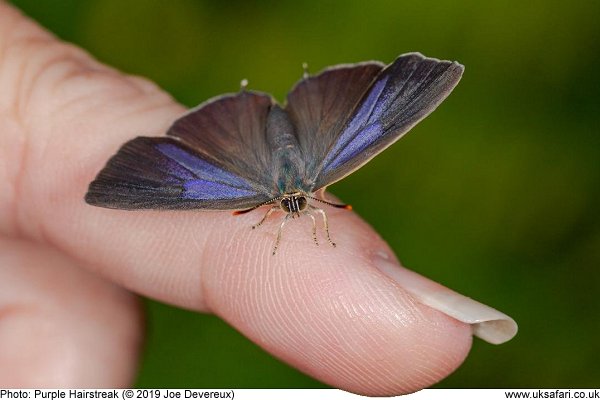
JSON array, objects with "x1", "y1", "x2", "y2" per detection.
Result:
[
  {"x1": 166, "y1": 90, "x2": 277, "y2": 194},
  {"x1": 286, "y1": 53, "x2": 464, "y2": 191},
  {"x1": 85, "y1": 91, "x2": 277, "y2": 210},
  {"x1": 87, "y1": 54, "x2": 463, "y2": 209},
  {"x1": 285, "y1": 61, "x2": 384, "y2": 188}
]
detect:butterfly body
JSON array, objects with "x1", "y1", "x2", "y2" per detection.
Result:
[
  {"x1": 85, "y1": 53, "x2": 464, "y2": 254},
  {"x1": 264, "y1": 105, "x2": 310, "y2": 194}
]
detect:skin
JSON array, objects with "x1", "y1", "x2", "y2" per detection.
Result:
[{"x1": 0, "y1": 2, "x2": 472, "y2": 395}]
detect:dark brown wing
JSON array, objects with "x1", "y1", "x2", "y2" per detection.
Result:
[
  {"x1": 167, "y1": 90, "x2": 277, "y2": 195},
  {"x1": 284, "y1": 62, "x2": 384, "y2": 188},
  {"x1": 284, "y1": 53, "x2": 464, "y2": 192},
  {"x1": 313, "y1": 53, "x2": 464, "y2": 189},
  {"x1": 85, "y1": 91, "x2": 279, "y2": 210}
]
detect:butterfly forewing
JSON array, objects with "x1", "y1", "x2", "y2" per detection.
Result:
[
  {"x1": 166, "y1": 91, "x2": 277, "y2": 194},
  {"x1": 285, "y1": 62, "x2": 384, "y2": 189},
  {"x1": 311, "y1": 53, "x2": 464, "y2": 190}
]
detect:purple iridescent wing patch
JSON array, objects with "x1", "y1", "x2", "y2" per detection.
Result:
[
  {"x1": 85, "y1": 137, "x2": 271, "y2": 210},
  {"x1": 155, "y1": 143, "x2": 254, "y2": 190}
]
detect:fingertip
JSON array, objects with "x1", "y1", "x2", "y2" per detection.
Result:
[{"x1": 201, "y1": 209, "x2": 473, "y2": 395}]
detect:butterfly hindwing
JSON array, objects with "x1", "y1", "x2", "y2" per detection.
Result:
[{"x1": 166, "y1": 91, "x2": 277, "y2": 195}]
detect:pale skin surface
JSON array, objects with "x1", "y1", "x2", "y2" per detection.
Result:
[{"x1": 0, "y1": 2, "x2": 472, "y2": 395}]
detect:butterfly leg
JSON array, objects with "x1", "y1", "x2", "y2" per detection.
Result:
[
  {"x1": 310, "y1": 206, "x2": 336, "y2": 247},
  {"x1": 272, "y1": 214, "x2": 292, "y2": 255},
  {"x1": 304, "y1": 210, "x2": 319, "y2": 246},
  {"x1": 252, "y1": 206, "x2": 279, "y2": 230}
]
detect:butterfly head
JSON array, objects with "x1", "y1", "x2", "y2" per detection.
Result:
[
  {"x1": 279, "y1": 192, "x2": 308, "y2": 218},
  {"x1": 233, "y1": 191, "x2": 351, "y2": 254}
]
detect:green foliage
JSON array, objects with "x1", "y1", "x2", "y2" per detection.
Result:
[{"x1": 14, "y1": 0, "x2": 600, "y2": 388}]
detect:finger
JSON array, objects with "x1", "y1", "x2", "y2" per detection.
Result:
[
  {"x1": 0, "y1": 238, "x2": 142, "y2": 387},
  {"x1": 206, "y1": 212, "x2": 475, "y2": 395},
  {"x1": 0, "y1": 2, "x2": 185, "y2": 302}
]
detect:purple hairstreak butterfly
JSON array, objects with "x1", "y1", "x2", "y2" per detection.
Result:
[{"x1": 85, "y1": 53, "x2": 464, "y2": 254}]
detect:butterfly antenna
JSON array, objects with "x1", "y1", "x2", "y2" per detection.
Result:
[
  {"x1": 232, "y1": 196, "x2": 281, "y2": 215},
  {"x1": 302, "y1": 62, "x2": 309, "y2": 79},
  {"x1": 240, "y1": 78, "x2": 249, "y2": 92},
  {"x1": 306, "y1": 195, "x2": 352, "y2": 210}
]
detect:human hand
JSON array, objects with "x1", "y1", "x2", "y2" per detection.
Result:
[{"x1": 0, "y1": 3, "x2": 516, "y2": 394}]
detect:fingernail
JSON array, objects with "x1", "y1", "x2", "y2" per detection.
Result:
[{"x1": 373, "y1": 251, "x2": 518, "y2": 345}]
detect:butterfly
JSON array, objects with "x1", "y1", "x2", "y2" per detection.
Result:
[{"x1": 85, "y1": 52, "x2": 464, "y2": 254}]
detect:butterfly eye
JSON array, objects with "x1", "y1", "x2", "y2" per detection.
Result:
[
  {"x1": 280, "y1": 198, "x2": 292, "y2": 213},
  {"x1": 297, "y1": 196, "x2": 308, "y2": 211},
  {"x1": 279, "y1": 196, "x2": 307, "y2": 213}
]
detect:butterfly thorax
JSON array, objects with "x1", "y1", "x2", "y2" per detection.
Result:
[{"x1": 266, "y1": 105, "x2": 312, "y2": 194}]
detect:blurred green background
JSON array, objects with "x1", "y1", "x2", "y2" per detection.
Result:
[{"x1": 12, "y1": 0, "x2": 599, "y2": 388}]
